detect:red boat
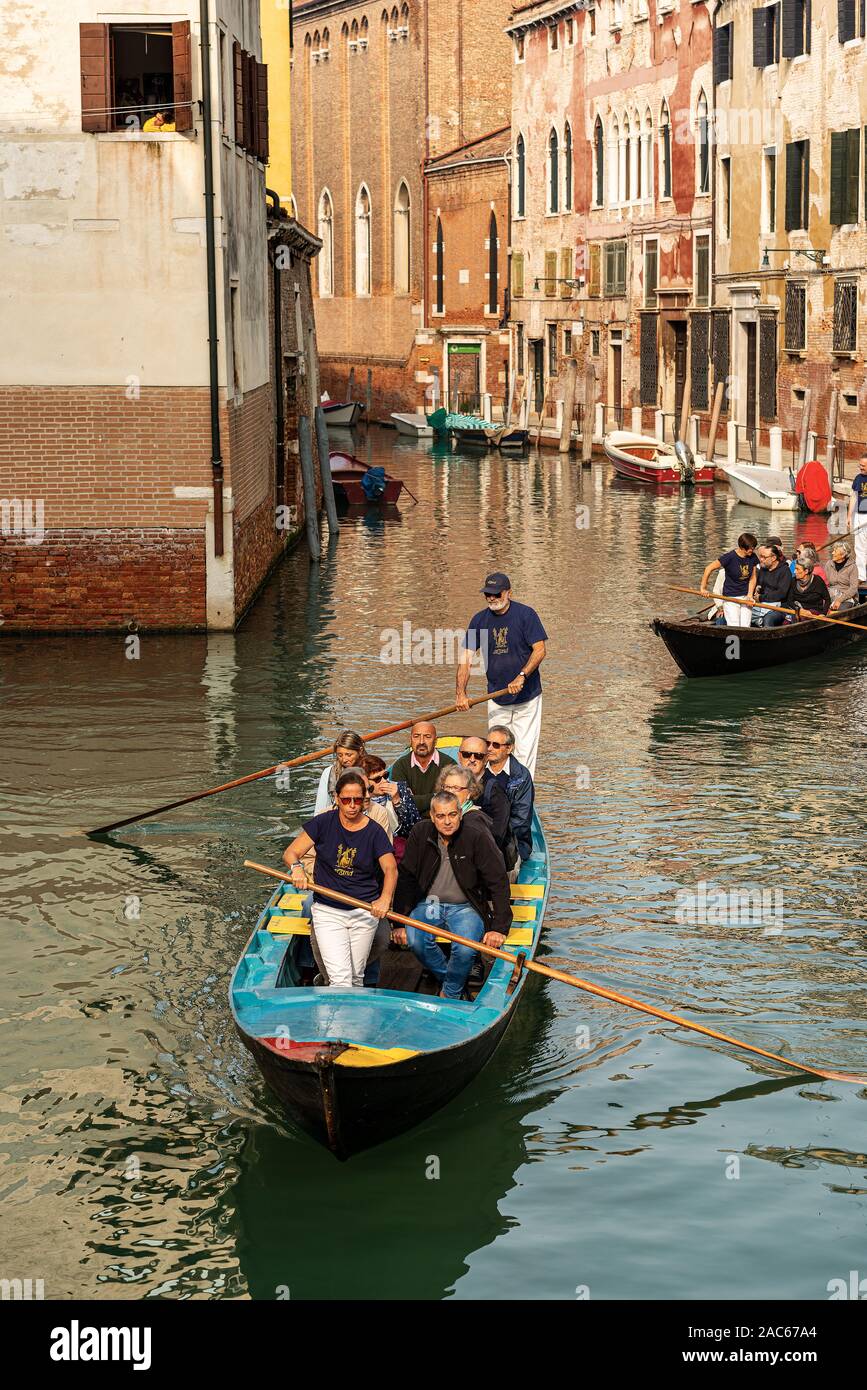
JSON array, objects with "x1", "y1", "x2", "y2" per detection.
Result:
[
  {"x1": 328, "y1": 452, "x2": 405, "y2": 505},
  {"x1": 603, "y1": 431, "x2": 715, "y2": 486}
]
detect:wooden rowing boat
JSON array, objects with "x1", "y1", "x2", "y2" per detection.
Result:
[
  {"x1": 230, "y1": 737, "x2": 549, "y2": 1159},
  {"x1": 651, "y1": 599, "x2": 867, "y2": 678},
  {"x1": 328, "y1": 451, "x2": 404, "y2": 505},
  {"x1": 604, "y1": 430, "x2": 715, "y2": 485}
]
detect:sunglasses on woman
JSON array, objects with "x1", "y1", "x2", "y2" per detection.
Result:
[{"x1": 338, "y1": 794, "x2": 364, "y2": 805}]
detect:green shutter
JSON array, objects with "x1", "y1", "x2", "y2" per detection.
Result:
[
  {"x1": 802, "y1": 139, "x2": 810, "y2": 229},
  {"x1": 830, "y1": 130, "x2": 846, "y2": 225},
  {"x1": 785, "y1": 141, "x2": 800, "y2": 230},
  {"x1": 753, "y1": 8, "x2": 769, "y2": 65},
  {"x1": 845, "y1": 127, "x2": 860, "y2": 223}
]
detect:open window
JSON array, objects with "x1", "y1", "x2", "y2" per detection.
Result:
[{"x1": 79, "y1": 21, "x2": 193, "y2": 133}]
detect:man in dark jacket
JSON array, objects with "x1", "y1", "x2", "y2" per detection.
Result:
[
  {"x1": 393, "y1": 791, "x2": 511, "y2": 999},
  {"x1": 457, "y1": 735, "x2": 517, "y2": 870},
  {"x1": 485, "y1": 725, "x2": 534, "y2": 863}
]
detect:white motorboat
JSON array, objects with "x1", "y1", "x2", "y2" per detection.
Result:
[
  {"x1": 603, "y1": 430, "x2": 715, "y2": 485},
  {"x1": 723, "y1": 464, "x2": 800, "y2": 511},
  {"x1": 391, "y1": 412, "x2": 434, "y2": 438},
  {"x1": 322, "y1": 400, "x2": 364, "y2": 428}
]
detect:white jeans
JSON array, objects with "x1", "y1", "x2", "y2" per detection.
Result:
[
  {"x1": 722, "y1": 601, "x2": 752, "y2": 628},
  {"x1": 310, "y1": 902, "x2": 378, "y2": 988},
  {"x1": 853, "y1": 513, "x2": 867, "y2": 582},
  {"x1": 488, "y1": 693, "x2": 542, "y2": 779}
]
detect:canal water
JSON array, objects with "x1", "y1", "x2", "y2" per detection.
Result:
[{"x1": 3, "y1": 430, "x2": 867, "y2": 1301}]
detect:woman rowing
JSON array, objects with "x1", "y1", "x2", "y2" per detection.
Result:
[
  {"x1": 284, "y1": 769, "x2": 397, "y2": 989},
  {"x1": 700, "y1": 533, "x2": 759, "y2": 627}
]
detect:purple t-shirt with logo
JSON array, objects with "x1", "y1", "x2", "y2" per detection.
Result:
[
  {"x1": 463, "y1": 600, "x2": 548, "y2": 706},
  {"x1": 302, "y1": 810, "x2": 391, "y2": 910}
]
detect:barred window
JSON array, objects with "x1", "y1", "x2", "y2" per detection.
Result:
[
  {"x1": 691, "y1": 313, "x2": 710, "y2": 411},
  {"x1": 759, "y1": 312, "x2": 778, "y2": 418},
  {"x1": 640, "y1": 312, "x2": 658, "y2": 405},
  {"x1": 833, "y1": 280, "x2": 857, "y2": 353},
  {"x1": 711, "y1": 310, "x2": 730, "y2": 414},
  {"x1": 785, "y1": 281, "x2": 806, "y2": 351}
]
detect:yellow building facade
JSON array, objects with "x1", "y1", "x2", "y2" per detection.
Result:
[{"x1": 261, "y1": 0, "x2": 294, "y2": 206}]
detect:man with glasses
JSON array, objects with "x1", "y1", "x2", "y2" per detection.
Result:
[
  {"x1": 485, "y1": 725, "x2": 534, "y2": 864},
  {"x1": 456, "y1": 572, "x2": 547, "y2": 779},
  {"x1": 458, "y1": 737, "x2": 517, "y2": 870}
]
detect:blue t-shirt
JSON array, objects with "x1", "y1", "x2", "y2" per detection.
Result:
[
  {"x1": 719, "y1": 550, "x2": 759, "y2": 598},
  {"x1": 301, "y1": 810, "x2": 391, "y2": 910},
  {"x1": 464, "y1": 600, "x2": 548, "y2": 706},
  {"x1": 851, "y1": 474, "x2": 867, "y2": 514}
]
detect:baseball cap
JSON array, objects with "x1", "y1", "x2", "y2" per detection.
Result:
[{"x1": 481, "y1": 572, "x2": 511, "y2": 595}]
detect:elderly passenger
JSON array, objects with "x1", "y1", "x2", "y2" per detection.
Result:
[
  {"x1": 826, "y1": 540, "x2": 860, "y2": 612},
  {"x1": 791, "y1": 555, "x2": 831, "y2": 618}
]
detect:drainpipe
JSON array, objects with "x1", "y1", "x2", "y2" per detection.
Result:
[
  {"x1": 266, "y1": 189, "x2": 286, "y2": 498},
  {"x1": 200, "y1": 0, "x2": 224, "y2": 556},
  {"x1": 710, "y1": 3, "x2": 717, "y2": 448}
]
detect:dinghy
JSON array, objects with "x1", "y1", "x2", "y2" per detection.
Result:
[
  {"x1": 603, "y1": 431, "x2": 715, "y2": 485},
  {"x1": 391, "y1": 413, "x2": 434, "y2": 439}
]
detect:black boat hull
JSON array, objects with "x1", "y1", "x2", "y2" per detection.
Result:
[
  {"x1": 236, "y1": 1005, "x2": 515, "y2": 1159},
  {"x1": 652, "y1": 600, "x2": 867, "y2": 678}
]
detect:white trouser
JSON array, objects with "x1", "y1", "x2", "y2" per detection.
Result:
[
  {"x1": 310, "y1": 902, "x2": 378, "y2": 988},
  {"x1": 853, "y1": 513, "x2": 867, "y2": 582},
  {"x1": 722, "y1": 601, "x2": 752, "y2": 628},
  {"x1": 488, "y1": 694, "x2": 542, "y2": 779}
]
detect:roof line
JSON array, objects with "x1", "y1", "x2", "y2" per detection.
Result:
[{"x1": 426, "y1": 125, "x2": 511, "y2": 166}]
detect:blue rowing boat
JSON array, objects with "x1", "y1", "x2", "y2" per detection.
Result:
[{"x1": 230, "y1": 738, "x2": 549, "y2": 1159}]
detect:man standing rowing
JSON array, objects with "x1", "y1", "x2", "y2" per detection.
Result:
[{"x1": 456, "y1": 572, "x2": 547, "y2": 779}]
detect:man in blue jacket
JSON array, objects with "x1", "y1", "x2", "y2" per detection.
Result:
[{"x1": 485, "y1": 724, "x2": 534, "y2": 864}]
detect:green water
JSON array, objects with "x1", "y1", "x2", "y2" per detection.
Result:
[{"x1": 3, "y1": 433, "x2": 867, "y2": 1301}]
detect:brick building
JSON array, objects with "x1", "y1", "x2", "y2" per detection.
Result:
[
  {"x1": 291, "y1": 0, "x2": 514, "y2": 417},
  {"x1": 0, "y1": 1, "x2": 319, "y2": 633},
  {"x1": 508, "y1": 0, "x2": 712, "y2": 438},
  {"x1": 712, "y1": 0, "x2": 867, "y2": 461}
]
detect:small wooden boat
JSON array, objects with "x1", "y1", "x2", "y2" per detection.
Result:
[
  {"x1": 230, "y1": 738, "x2": 549, "y2": 1158},
  {"x1": 391, "y1": 412, "x2": 434, "y2": 439},
  {"x1": 494, "y1": 427, "x2": 530, "y2": 453},
  {"x1": 652, "y1": 599, "x2": 867, "y2": 678},
  {"x1": 604, "y1": 431, "x2": 715, "y2": 485},
  {"x1": 723, "y1": 462, "x2": 835, "y2": 514},
  {"x1": 322, "y1": 401, "x2": 364, "y2": 429},
  {"x1": 452, "y1": 426, "x2": 491, "y2": 450},
  {"x1": 328, "y1": 451, "x2": 404, "y2": 505}
]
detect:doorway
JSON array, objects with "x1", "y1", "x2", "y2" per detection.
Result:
[
  {"x1": 744, "y1": 323, "x2": 757, "y2": 434},
  {"x1": 673, "y1": 322, "x2": 687, "y2": 426},
  {"x1": 531, "y1": 339, "x2": 544, "y2": 414},
  {"x1": 448, "y1": 344, "x2": 481, "y2": 414}
]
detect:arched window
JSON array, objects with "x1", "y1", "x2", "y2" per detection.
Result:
[
  {"x1": 400, "y1": 2, "x2": 410, "y2": 36},
  {"x1": 434, "y1": 216, "x2": 444, "y2": 313},
  {"x1": 641, "y1": 109, "x2": 652, "y2": 201},
  {"x1": 594, "y1": 116, "x2": 604, "y2": 207},
  {"x1": 660, "y1": 101, "x2": 672, "y2": 198},
  {"x1": 629, "y1": 111, "x2": 639, "y2": 202},
  {"x1": 515, "y1": 134, "x2": 526, "y2": 217},
  {"x1": 312, "y1": 29, "x2": 321, "y2": 64},
  {"x1": 393, "y1": 181, "x2": 410, "y2": 293},
  {"x1": 318, "y1": 190, "x2": 334, "y2": 296},
  {"x1": 360, "y1": 16, "x2": 369, "y2": 48},
  {"x1": 350, "y1": 18, "x2": 359, "y2": 50},
  {"x1": 322, "y1": 28, "x2": 330, "y2": 60},
  {"x1": 548, "y1": 127, "x2": 559, "y2": 213},
  {"x1": 355, "y1": 185, "x2": 371, "y2": 295},
  {"x1": 697, "y1": 91, "x2": 710, "y2": 194},
  {"x1": 564, "y1": 122, "x2": 573, "y2": 210},
  {"x1": 621, "y1": 115, "x2": 630, "y2": 203},
  {"x1": 608, "y1": 116, "x2": 619, "y2": 206},
  {"x1": 488, "y1": 209, "x2": 498, "y2": 313}
]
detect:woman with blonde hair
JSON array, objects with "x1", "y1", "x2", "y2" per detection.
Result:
[{"x1": 314, "y1": 730, "x2": 366, "y2": 813}]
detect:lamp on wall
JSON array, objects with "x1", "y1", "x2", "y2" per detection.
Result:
[
  {"x1": 760, "y1": 247, "x2": 830, "y2": 268},
  {"x1": 533, "y1": 275, "x2": 585, "y2": 291}
]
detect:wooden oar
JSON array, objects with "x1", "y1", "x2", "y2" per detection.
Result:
[
  {"x1": 90, "y1": 687, "x2": 510, "y2": 836},
  {"x1": 243, "y1": 862, "x2": 866, "y2": 1085},
  {"x1": 670, "y1": 585, "x2": 867, "y2": 634},
  {"x1": 817, "y1": 531, "x2": 852, "y2": 552}
]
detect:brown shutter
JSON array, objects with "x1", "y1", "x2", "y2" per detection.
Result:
[
  {"x1": 588, "y1": 243, "x2": 601, "y2": 297},
  {"x1": 233, "y1": 40, "x2": 244, "y2": 145},
  {"x1": 256, "y1": 62, "x2": 269, "y2": 162},
  {"x1": 80, "y1": 23, "x2": 111, "y2": 133},
  {"x1": 246, "y1": 53, "x2": 257, "y2": 153},
  {"x1": 845, "y1": 126, "x2": 860, "y2": 223},
  {"x1": 560, "y1": 247, "x2": 572, "y2": 297},
  {"x1": 545, "y1": 250, "x2": 558, "y2": 296},
  {"x1": 172, "y1": 21, "x2": 193, "y2": 132}
]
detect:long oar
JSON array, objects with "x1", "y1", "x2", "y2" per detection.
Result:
[
  {"x1": 670, "y1": 585, "x2": 867, "y2": 634},
  {"x1": 90, "y1": 687, "x2": 509, "y2": 836},
  {"x1": 243, "y1": 861, "x2": 865, "y2": 1085}
]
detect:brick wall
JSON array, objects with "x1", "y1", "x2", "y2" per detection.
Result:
[{"x1": 0, "y1": 528, "x2": 206, "y2": 631}]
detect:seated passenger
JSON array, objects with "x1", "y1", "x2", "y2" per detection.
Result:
[
  {"x1": 485, "y1": 725, "x2": 534, "y2": 863},
  {"x1": 363, "y1": 754, "x2": 420, "y2": 840},
  {"x1": 700, "y1": 533, "x2": 759, "y2": 628},
  {"x1": 456, "y1": 737, "x2": 517, "y2": 870},
  {"x1": 793, "y1": 542, "x2": 827, "y2": 583},
  {"x1": 283, "y1": 770, "x2": 396, "y2": 989},
  {"x1": 826, "y1": 541, "x2": 859, "y2": 612},
  {"x1": 315, "y1": 730, "x2": 366, "y2": 813},
  {"x1": 752, "y1": 542, "x2": 794, "y2": 627},
  {"x1": 392, "y1": 791, "x2": 511, "y2": 1000},
  {"x1": 389, "y1": 721, "x2": 455, "y2": 815},
  {"x1": 791, "y1": 555, "x2": 831, "y2": 618}
]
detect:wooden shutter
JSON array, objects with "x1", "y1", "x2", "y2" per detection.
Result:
[
  {"x1": 691, "y1": 312, "x2": 710, "y2": 411},
  {"x1": 845, "y1": 127, "x2": 860, "y2": 222},
  {"x1": 781, "y1": 0, "x2": 798, "y2": 54},
  {"x1": 256, "y1": 62, "x2": 269, "y2": 161},
  {"x1": 785, "y1": 141, "x2": 802, "y2": 229},
  {"x1": 233, "y1": 41, "x2": 244, "y2": 145},
  {"x1": 589, "y1": 244, "x2": 601, "y2": 297},
  {"x1": 512, "y1": 252, "x2": 524, "y2": 299},
  {"x1": 805, "y1": 0, "x2": 812, "y2": 51},
  {"x1": 80, "y1": 23, "x2": 111, "y2": 133},
  {"x1": 172, "y1": 21, "x2": 193, "y2": 132},
  {"x1": 245, "y1": 53, "x2": 257, "y2": 154},
  {"x1": 714, "y1": 24, "x2": 732, "y2": 84},
  {"x1": 830, "y1": 130, "x2": 846, "y2": 224},
  {"x1": 560, "y1": 247, "x2": 572, "y2": 297},
  {"x1": 753, "y1": 8, "x2": 769, "y2": 65},
  {"x1": 801, "y1": 138, "x2": 810, "y2": 228},
  {"x1": 838, "y1": 0, "x2": 856, "y2": 40},
  {"x1": 615, "y1": 241, "x2": 627, "y2": 296},
  {"x1": 759, "y1": 313, "x2": 777, "y2": 419},
  {"x1": 639, "y1": 313, "x2": 658, "y2": 405},
  {"x1": 545, "y1": 250, "x2": 558, "y2": 296}
]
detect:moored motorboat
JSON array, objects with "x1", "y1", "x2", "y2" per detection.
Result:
[
  {"x1": 723, "y1": 460, "x2": 835, "y2": 514},
  {"x1": 391, "y1": 412, "x2": 434, "y2": 438},
  {"x1": 604, "y1": 430, "x2": 715, "y2": 485},
  {"x1": 329, "y1": 451, "x2": 404, "y2": 505},
  {"x1": 322, "y1": 400, "x2": 364, "y2": 429},
  {"x1": 486, "y1": 426, "x2": 530, "y2": 453},
  {"x1": 651, "y1": 599, "x2": 867, "y2": 678},
  {"x1": 452, "y1": 426, "x2": 491, "y2": 450},
  {"x1": 230, "y1": 738, "x2": 549, "y2": 1158}
]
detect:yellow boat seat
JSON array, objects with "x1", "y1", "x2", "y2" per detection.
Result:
[
  {"x1": 268, "y1": 914, "x2": 311, "y2": 936},
  {"x1": 511, "y1": 883, "x2": 544, "y2": 900}
]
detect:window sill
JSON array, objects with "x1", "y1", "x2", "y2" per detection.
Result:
[
  {"x1": 761, "y1": 63, "x2": 779, "y2": 73},
  {"x1": 832, "y1": 349, "x2": 857, "y2": 359},
  {"x1": 842, "y1": 36, "x2": 864, "y2": 48},
  {"x1": 430, "y1": 308, "x2": 446, "y2": 318},
  {"x1": 95, "y1": 131, "x2": 192, "y2": 142},
  {"x1": 609, "y1": 23, "x2": 622, "y2": 33},
  {"x1": 789, "y1": 53, "x2": 810, "y2": 65},
  {"x1": 785, "y1": 348, "x2": 806, "y2": 357}
]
